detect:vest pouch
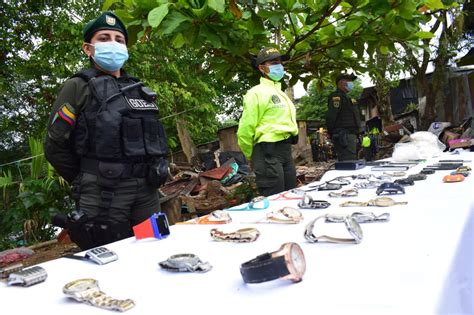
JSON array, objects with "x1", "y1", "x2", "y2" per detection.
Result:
[
  {"x1": 122, "y1": 117, "x2": 146, "y2": 157},
  {"x1": 74, "y1": 114, "x2": 89, "y2": 156},
  {"x1": 95, "y1": 110, "x2": 122, "y2": 159},
  {"x1": 146, "y1": 157, "x2": 169, "y2": 188},
  {"x1": 143, "y1": 118, "x2": 168, "y2": 156}
]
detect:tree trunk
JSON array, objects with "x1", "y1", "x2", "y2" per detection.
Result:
[
  {"x1": 374, "y1": 52, "x2": 395, "y2": 127},
  {"x1": 176, "y1": 118, "x2": 197, "y2": 164}
]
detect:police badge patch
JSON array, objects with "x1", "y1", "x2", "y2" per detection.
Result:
[
  {"x1": 271, "y1": 95, "x2": 281, "y2": 104},
  {"x1": 126, "y1": 97, "x2": 158, "y2": 111},
  {"x1": 105, "y1": 15, "x2": 116, "y2": 26},
  {"x1": 332, "y1": 96, "x2": 341, "y2": 108}
]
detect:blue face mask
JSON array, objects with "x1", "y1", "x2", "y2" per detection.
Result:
[
  {"x1": 267, "y1": 64, "x2": 285, "y2": 81},
  {"x1": 346, "y1": 81, "x2": 354, "y2": 91},
  {"x1": 92, "y1": 41, "x2": 129, "y2": 72}
]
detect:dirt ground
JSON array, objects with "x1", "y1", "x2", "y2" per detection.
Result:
[{"x1": 21, "y1": 241, "x2": 80, "y2": 268}]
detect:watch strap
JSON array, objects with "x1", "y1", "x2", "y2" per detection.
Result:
[
  {"x1": 85, "y1": 290, "x2": 135, "y2": 312},
  {"x1": 310, "y1": 234, "x2": 359, "y2": 244},
  {"x1": 240, "y1": 253, "x2": 288, "y2": 283}
]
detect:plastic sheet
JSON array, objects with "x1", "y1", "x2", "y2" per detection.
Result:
[{"x1": 392, "y1": 131, "x2": 446, "y2": 161}]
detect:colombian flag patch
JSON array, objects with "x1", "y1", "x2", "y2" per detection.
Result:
[{"x1": 57, "y1": 103, "x2": 76, "y2": 126}]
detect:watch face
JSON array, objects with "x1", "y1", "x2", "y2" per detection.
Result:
[
  {"x1": 64, "y1": 278, "x2": 98, "y2": 293},
  {"x1": 210, "y1": 210, "x2": 231, "y2": 221},
  {"x1": 168, "y1": 254, "x2": 199, "y2": 268},
  {"x1": 290, "y1": 243, "x2": 306, "y2": 275},
  {"x1": 155, "y1": 213, "x2": 170, "y2": 235},
  {"x1": 282, "y1": 243, "x2": 306, "y2": 282},
  {"x1": 345, "y1": 217, "x2": 363, "y2": 243}
]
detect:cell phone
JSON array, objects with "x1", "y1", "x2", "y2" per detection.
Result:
[{"x1": 85, "y1": 247, "x2": 118, "y2": 265}]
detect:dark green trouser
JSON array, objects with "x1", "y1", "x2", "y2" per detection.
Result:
[
  {"x1": 251, "y1": 141, "x2": 297, "y2": 197},
  {"x1": 70, "y1": 172, "x2": 160, "y2": 249},
  {"x1": 333, "y1": 132, "x2": 358, "y2": 161}
]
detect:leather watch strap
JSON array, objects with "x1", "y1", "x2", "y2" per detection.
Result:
[{"x1": 240, "y1": 253, "x2": 288, "y2": 283}]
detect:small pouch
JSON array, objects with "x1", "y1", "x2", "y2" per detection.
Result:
[
  {"x1": 143, "y1": 118, "x2": 168, "y2": 156},
  {"x1": 98, "y1": 162, "x2": 124, "y2": 179},
  {"x1": 95, "y1": 110, "x2": 122, "y2": 159},
  {"x1": 122, "y1": 117, "x2": 146, "y2": 156}
]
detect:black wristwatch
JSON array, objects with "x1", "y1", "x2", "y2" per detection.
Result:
[{"x1": 240, "y1": 243, "x2": 306, "y2": 284}]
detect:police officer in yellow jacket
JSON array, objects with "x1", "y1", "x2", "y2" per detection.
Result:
[
  {"x1": 237, "y1": 47, "x2": 298, "y2": 197},
  {"x1": 44, "y1": 12, "x2": 169, "y2": 249}
]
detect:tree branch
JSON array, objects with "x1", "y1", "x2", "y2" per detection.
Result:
[
  {"x1": 287, "y1": 11, "x2": 298, "y2": 39},
  {"x1": 287, "y1": 0, "x2": 343, "y2": 54}
]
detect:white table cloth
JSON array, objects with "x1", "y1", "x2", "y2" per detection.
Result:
[{"x1": 2, "y1": 151, "x2": 473, "y2": 315}]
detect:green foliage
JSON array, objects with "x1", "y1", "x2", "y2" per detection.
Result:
[
  {"x1": 0, "y1": 1, "x2": 101, "y2": 164},
  {"x1": 296, "y1": 80, "x2": 363, "y2": 126},
  {"x1": 106, "y1": 0, "x2": 455, "y2": 89},
  {"x1": 0, "y1": 138, "x2": 73, "y2": 250}
]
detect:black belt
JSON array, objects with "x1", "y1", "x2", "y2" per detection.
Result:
[{"x1": 80, "y1": 158, "x2": 148, "y2": 178}]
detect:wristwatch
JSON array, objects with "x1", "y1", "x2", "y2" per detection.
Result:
[
  {"x1": 305, "y1": 214, "x2": 363, "y2": 244},
  {"x1": 159, "y1": 254, "x2": 212, "y2": 272},
  {"x1": 7, "y1": 266, "x2": 47, "y2": 287},
  {"x1": 325, "y1": 211, "x2": 390, "y2": 223},
  {"x1": 297, "y1": 194, "x2": 331, "y2": 209},
  {"x1": 340, "y1": 197, "x2": 408, "y2": 207},
  {"x1": 63, "y1": 278, "x2": 135, "y2": 312},
  {"x1": 210, "y1": 228, "x2": 260, "y2": 242},
  {"x1": 240, "y1": 242, "x2": 306, "y2": 284}
]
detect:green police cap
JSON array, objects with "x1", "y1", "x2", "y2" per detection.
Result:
[
  {"x1": 83, "y1": 11, "x2": 128, "y2": 43},
  {"x1": 255, "y1": 47, "x2": 289, "y2": 66}
]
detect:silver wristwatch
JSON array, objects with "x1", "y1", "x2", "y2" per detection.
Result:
[
  {"x1": 159, "y1": 254, "x2": 212, "y2": 272},
  {"x1": 7, "y1": 266, "x2": 47, "y2": 287},
  {"x1": 63, "y1": 278, "x2": 135, "y2": 312},
  {"x1": 305, "y1": 214, "x2": 363, "y2": 244}
]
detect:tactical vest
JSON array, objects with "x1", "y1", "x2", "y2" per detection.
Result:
[
  {"x1": 335, "y1": 93, "x2": 359, "y2": 132},
  {"x1": 72, "y1": 68, "x2": 168, "y2": 162}
]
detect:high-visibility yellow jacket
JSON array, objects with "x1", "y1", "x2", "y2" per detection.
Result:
[{"x1": 237, "y1": 77, "x2": 298, "y2": 159}]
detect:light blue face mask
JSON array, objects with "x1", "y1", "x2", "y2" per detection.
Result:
[
  {"x1": 267, "y1": 64, "x2": 285, "y2": 81},
  {"x1": 92, "y1": 41, "x2": 129, "y2": 72},
  {"x1": 346, "y1": 81, "x2": 354, "y2": 91}
]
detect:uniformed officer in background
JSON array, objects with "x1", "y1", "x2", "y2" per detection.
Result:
[
  {"x1": 237, "y1": 47, "x2": 298, "y2": 197},
  {"x1": 325, "y1": 73, "x2": 362, "y2": 161},
  {"x1": 45, "y1": 12, "x2": 169, "y2": 249}
]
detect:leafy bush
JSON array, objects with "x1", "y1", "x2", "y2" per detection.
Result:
[{"x1": 0, "y1": 138, "x2": 73, "y2": 250}]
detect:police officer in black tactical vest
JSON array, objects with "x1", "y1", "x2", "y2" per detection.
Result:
[
  {"x1": 325, "y1": 73, "x2": 362, "y2": 161},
  {"x1": 45, "y1": 12, "x2": 169, "y2": 250}
]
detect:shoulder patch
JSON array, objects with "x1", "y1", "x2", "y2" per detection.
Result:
[
  {"x1": 53, "y1": 103, "x2": 76, "y2": 126},
  {"x1": 332, "y1": 96, "x2": 340, "y2": 108}
]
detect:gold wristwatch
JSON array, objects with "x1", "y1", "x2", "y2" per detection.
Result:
[
  {"x1": 210, "y1": 228, "x2": 260, "y2": 242},
  {"x1": 63, "y1": 278, "x2": 135, "y2": 312}
]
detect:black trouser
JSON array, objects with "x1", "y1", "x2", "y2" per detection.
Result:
[
  {"x1": 251, "y1": 140, "x2": 297, "y2": 197},
  {"x1": 70, "y1": 172, "x2": 160, "y2": 249},
  {"x1": 333, "y1": 130, "x2": 358, "y2": 161}
]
